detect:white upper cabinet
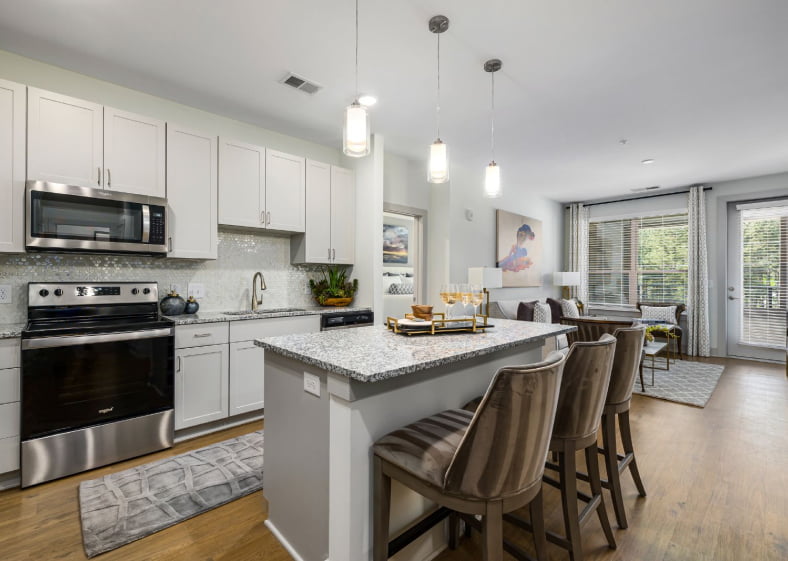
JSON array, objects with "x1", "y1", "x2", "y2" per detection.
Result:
[
  {"x1": 166, "y1": 124, "x2": 217, "y2": 259},
  {"x1": 265, "y1": 149, "x2": 305, "y2": 232},
  {"x1": 293, "y1": 162, "x2": 355, "y2": 264},
  {"x1": 28, "y1": 88, "x2": 103, "y2": 188},
  {"x1": 330, "y1": 166, "x2": 355, "y2": 265},
  {"x1": 28, "y1": 88, "x2": 166, "y2": 197},
  {"x1": 303, "y1": 159, "x2": 332, "y2": 263},
  {"x1": 0, "y1": 78, "x2": 25, "y2": 253},
  {"x1": 218, "y1": 138, "x2": 265, "y2": 228},
  {"x1": 103, "y1": 107, "x2": 166, "y2": 197}
]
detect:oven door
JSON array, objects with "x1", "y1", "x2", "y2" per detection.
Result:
[
  {"x1": 26, "y1": 180, "x2": 167, "y2": 254},
  {"x1": 21, "y1": 327, "x2": 174, "y2": 440}
]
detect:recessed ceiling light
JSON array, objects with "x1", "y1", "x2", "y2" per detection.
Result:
[
  {"x1": 641, "y1": 158, "x2": 655, "y2": 165},
  {"x1": 358, "y1": 94, "x2": 377, "y2": 107}
]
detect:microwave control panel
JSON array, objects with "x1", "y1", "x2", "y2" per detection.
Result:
[{"x1": 149, "y1": 207, "x2": 166, "y2": 245}]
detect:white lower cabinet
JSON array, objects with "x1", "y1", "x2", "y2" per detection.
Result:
[
  {"x1": 0, "y1": 339, "x2": 20, "y2": 474},
  {"x1": 229, "y1": 341, "x2": 265, "y2": 415},
  {"x1": 175, "y1": 343, "x2": 229, "y2": 430}
]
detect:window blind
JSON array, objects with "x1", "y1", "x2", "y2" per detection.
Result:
[
  {"x1": 588, "y1": 213, "x2": 688, "y2": 306},
  {"x1": 739, "y1": 205, "x2": 788, "y2": 348}
]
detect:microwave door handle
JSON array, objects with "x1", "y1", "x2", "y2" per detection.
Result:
[{"x1": 142, "y1": 205, "x2": 150, "y2": 243}]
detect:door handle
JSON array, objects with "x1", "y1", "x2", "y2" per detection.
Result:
[
  {"x1": 728, "y1": 295, "x2": 740, "y2": 300},
  {"x1": 332, "y1": 248, "x2": 336, "y2": 261},
  {"x1": 97, "y1": 166, "x2": 102, "y2": 186},
  {"x1": 261, "y1": 211, "x2": 265, "y2": 224},
  {"x1": 267, "y1": 211, "x2": 271, "y2": 225},
  {"x1": 177, "y1": 356, "x2": 181, "y2": 372},
  {"x1": 168, "y1": 237, "x2": 173, "y2": 252},
  {"x1": 106, "y1": 168, "x2": 111, "y2": 188}
]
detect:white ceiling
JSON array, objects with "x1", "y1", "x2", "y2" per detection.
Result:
[{"x1": 1, "y1": 0, "x2": 786, "y2": 202}]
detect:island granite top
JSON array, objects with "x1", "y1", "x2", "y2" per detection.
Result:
[
  {"x1": 256, "y1": 318, "x2": 575, "y2": 382},
  {"x1": 166, "y1": 306, "x2": 372, "y2": 325}
]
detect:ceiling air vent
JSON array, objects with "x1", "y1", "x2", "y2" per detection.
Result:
[
  {"x1": 280, "y1": 73, "x2": 322, "y2": 95},
  {"x1": 630, "y1": 185, "x2": 661, "y2": 193}
]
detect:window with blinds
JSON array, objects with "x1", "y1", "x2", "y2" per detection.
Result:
[
  {"x1": 588, "y1": 213, "x2": 688, "y2": 306},
  {"x1": 740, "y1": 204, "x2": 788, "y2": 348}
]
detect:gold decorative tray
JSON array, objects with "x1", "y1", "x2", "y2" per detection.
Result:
[{"x1": 386, "y1": 313, "x2": 493, "y2": 335}]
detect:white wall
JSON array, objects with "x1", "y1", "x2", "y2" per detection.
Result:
[
  {"x1": 447, "y1": 162, "x2": 565, "y2": 305},
  {"x1": 383, "y1": 153, "x2": 429, "y2": 211}
]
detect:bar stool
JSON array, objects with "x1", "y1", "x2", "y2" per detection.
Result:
[
  {"x1": 600, "y1": 326, "x2": 648, "y2": 529},
  {"x1": 535, "y1": 334, "x2": 618, "y2": 561},
  {"x1": 372, "y1": 352, "x2": 567, "y2": 561}
]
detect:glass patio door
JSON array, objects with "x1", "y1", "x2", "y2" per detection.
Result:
[{"x1": 726, "y1": 201, "x2": 787, "y2": 361}]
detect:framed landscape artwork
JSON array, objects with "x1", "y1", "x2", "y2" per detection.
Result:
[
  {"x1": 496, "y1": 209, "x2": 543, "y2": 287},
  {"x1": 383, "y1": 221, "x2": 410, "y2": 266}
]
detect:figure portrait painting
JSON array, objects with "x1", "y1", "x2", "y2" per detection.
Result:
[{"x1": 496, "y1": 209, "x2": 543, "y2": 287}]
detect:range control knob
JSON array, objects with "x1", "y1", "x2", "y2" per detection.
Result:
[
  {"x1": 142, "y1": 288, "x2": 151, "y2": 295},
  {"x1": 38, "y1": 289, "x2": 49, "y2": 297},
  {"x1": 54, "y1": 289, "x2": 63, "y2": 297},
  {"x1": 131, "y1": 288, "x2": 140, "y2": 295}
]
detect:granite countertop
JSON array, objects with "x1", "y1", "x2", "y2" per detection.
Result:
[
  {"x1": 256, "y1": 318, "x2": 575, "y2": 383},
  {"x1": 0, "y1": 323, "x2": 25, "y2": 339},
  {"x1": 166, "y1": 306, "x2": 372, "y2": 325}
]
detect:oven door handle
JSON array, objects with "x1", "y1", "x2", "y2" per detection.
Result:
[{"x1": 21, "y1": 328, "x2": 174, "y2": 350}]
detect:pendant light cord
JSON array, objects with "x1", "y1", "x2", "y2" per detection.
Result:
[
  {"x1": 490, "y1": 71, "x2": 495, "y2": 161},
  {"x1": 354, "y1": 0, "x2": 359, "y2": 98},
  {"x1": 436, "y1": 33, "x2": 441, "y2": 139}
]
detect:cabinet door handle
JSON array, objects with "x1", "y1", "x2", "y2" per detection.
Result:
[
  {"x1": 267, "y1": 211, "x2": 271, "y2": 225},
  {"x1": 328, "y1": 248, "x2": 331, "y2": 260},
  {"x1": 193, "y1": 333, "x2": 212, "y2": 338},
  {"x1": 261, "y1": 211, "x2": 265, "y2": 224},
  {"x1": 177, "y1": 356, "x2": 181, "y2": 372},
  {"x1": 106, "y1": 168, "x2": 111, "y2": 188},
  {"x1": 332, "y1": 248, "x2": 336, "y2": 261},
  {"x1": 97, "y1": 167, "x2": 102, "y2": 186},
  {"x1": 168, "y1": 237, "x2": 173, "y2": 252}
]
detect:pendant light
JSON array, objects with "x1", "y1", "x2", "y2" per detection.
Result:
[
  {"x1": 343, "y1": 0, "x2": 370, "y2": 157},
  {"x1": 483, "y1": 59, "x2": 502, "y2": 198},
  {"x1": 427, "y1": 15, "x2": 449, "y2": 183}
]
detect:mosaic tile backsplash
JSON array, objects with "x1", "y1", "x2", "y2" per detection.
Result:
[{"x1": 0, "y1": 230, "x2": 327, "y2": 324}]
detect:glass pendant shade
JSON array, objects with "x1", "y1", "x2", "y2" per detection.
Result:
[
  {"x1": 343, "y1": 101, "x2": 370, "y2": 157},
  {"x1": 428, "y1": 139, "x2": 449, "y2": 183},
  {"x1": 484, "y1": 161, "x2": 501, "y2": 198}
]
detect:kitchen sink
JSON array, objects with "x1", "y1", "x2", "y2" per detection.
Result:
[{"x1": 223, "y1": 308, "x2": 306, "y2": 316}]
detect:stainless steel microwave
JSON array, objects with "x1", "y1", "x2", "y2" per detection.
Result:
[{"x1": 26, "y1": 181, "x2": 168, "y2": 255}]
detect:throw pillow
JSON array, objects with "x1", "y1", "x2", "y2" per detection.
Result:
[
  {"x1": 382, "y1": 275, "x2": 402, "y2": 293},
  {"x1": 560, "y1": 299, "x2": 580, "y2": 318},
  {"x1": 533, "y1": 302, "x2": 552, "y2": 323},
  {"x1": 545, "y1": 298, "x2": 563, "y2": 324},
  {"x1": 388, "y1": 283, "x2": 413, "y2": 295},
  {"x1": 641, "y1": 305, "x2": 677, "y2": 325},
  {"x1": 516, "y1": 301, "x2": 537, "y2": 321}
]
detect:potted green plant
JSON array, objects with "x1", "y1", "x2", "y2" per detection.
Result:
[{"x1": 309, "y1": 265, "x2": 359, "y2": 306}]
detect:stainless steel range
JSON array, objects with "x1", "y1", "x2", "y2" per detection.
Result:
[{"x1": 21, "y1": 282, "x2": 174, "y2": 487}]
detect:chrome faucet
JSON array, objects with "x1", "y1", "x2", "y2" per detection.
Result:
[{"x1": 251, "y1": 272, "x2": 266, "y2": 312}]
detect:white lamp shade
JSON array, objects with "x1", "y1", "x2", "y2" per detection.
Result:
[
  {"x1": 428, "y1": 140, "x2": 449, "y2": 183},
  {"x1": 468, "y1": 267, "x2": 503, "y2": 289},
  {"x1": 483, "y1": 162, "x2": 501, "y2": 198},
  {"x1": 553, "y1": 271, "x2": 581, "y2": 286},
  {"x1": 343, "y1": 102, "x2": 370, "y2": 157}
]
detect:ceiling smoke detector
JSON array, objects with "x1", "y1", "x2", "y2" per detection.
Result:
[{"x1": 280, "y1": 72, "x2": 322, "y2": 95}]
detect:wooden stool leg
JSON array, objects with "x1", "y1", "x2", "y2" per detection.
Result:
[
  {"x1": 482, "y1": 501, "x2": 504, "y2": 561},
  {"x1": 619, "y1": 410, "x2": 647, "y2": 497},
  {"x1": 373, "y1": 456, "x2": 391, "y2": 561},
  {"x1": 602, "y1": 413, "x2": 628, "y2": 529},
  {"x1": 529, "y1": 488, "x2": 549, "y2": 561},
  {"x1": 585, "y1": 444, "x2": 616, "y2": 549},
  {"x1": 558, "y1": 445, "x2": 583, "y2": 561},
  {"x1": 448, "y1": 512, "x2": 460, "y2": 549}
]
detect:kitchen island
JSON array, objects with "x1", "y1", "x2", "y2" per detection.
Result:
[{"x1": 256, "y1": 318, "x2": 574, "y2": 561}]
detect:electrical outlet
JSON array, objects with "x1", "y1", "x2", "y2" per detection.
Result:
[
  {"x1": 0, "y1": 285, "x2": 11, "y2": 304},
  {"x1": 188, "y1": 283, "x2": 206, "y2": 299},
  {"x1": 303, "y1": 372, "x2": 320, "y2": 397}
]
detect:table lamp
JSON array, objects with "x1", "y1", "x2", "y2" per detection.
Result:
[
  {"x1": 468, "y1": 267, "x2": 503, "y2": 317},
  {"x1": 553, "y1": 271, "x2": 581, "y2": 300}
]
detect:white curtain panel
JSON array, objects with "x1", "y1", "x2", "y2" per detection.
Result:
[
  {"x1": 687, "y1": 186, "x2": 711, "y2": 356},
  {"x1": 568, "y1": 203, "x2": 589, "y2": 303}
]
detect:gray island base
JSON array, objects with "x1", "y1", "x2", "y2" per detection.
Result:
[{"x1": 256, "y1": 319, "x2": 575, "y2": 561}]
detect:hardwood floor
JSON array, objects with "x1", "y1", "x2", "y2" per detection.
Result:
[{"x1": 0, "y1": 357, "x2": 786, "y2": 561}]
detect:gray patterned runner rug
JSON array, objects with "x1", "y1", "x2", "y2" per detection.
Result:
[
  {"x1": 633, "y1": 359, "x2": 724, "y2": 407},
  {"x1": 79, "y1": 430, "x2": 264, "y2": 558}
]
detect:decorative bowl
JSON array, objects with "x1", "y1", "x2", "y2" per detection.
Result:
[
  {"x1": 322, "y1": 297, "x2": 353, "y2": 307},
  {"x1": 411, "y1": 305, "x2": 433, "y2": 320}
]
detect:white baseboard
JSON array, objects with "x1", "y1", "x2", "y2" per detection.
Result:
[
  {"x1": 174, "y1": 412, "x2": 264, "y2": 443},
  {"x1": 265, "y1": 519, "x2": 312, "y2": 561}
]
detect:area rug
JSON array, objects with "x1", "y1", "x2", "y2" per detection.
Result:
[
  {"x1": 633, "y1": 360, "x2": 724, "y2": 407},
  {"x1": 79, "y1": 430, "x2": 264, "y2": 558}
]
